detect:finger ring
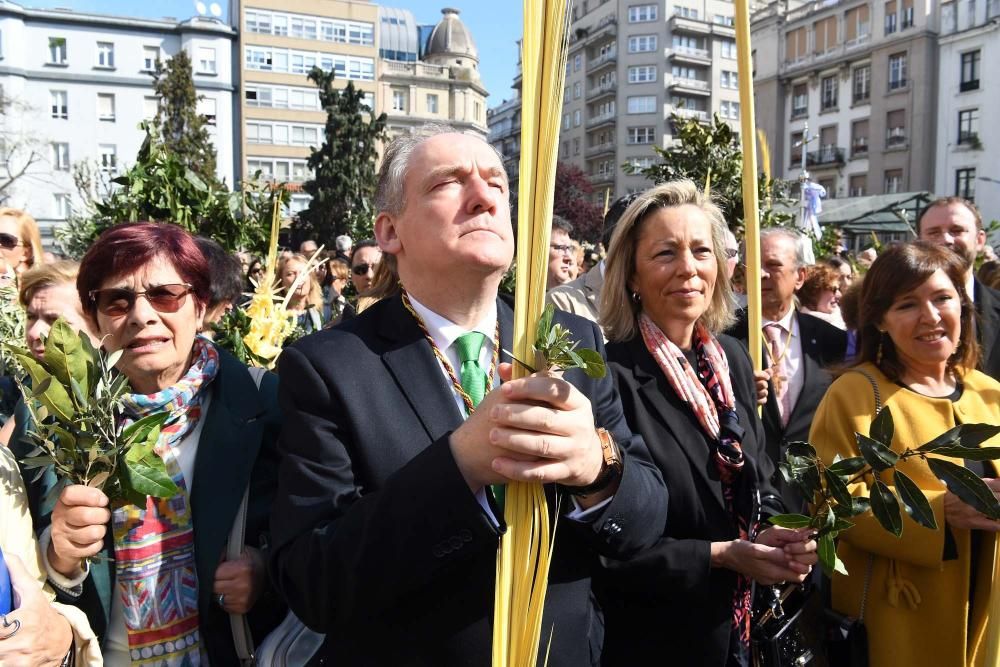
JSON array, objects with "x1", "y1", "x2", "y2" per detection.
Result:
[
  {"x1": 0, "y1": 615, "x2": 20, "y2": 640},
  {"x1": 216, "y1": 593, "x2": 226, "y2": 609}
]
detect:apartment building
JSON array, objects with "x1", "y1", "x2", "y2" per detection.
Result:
[
  {"x1": 487, "y1": 94, "x2": 522, "y2": 192},
  {"x1": 752, "y1": 0, "x2": 939, "y2": 199},
  {"x1": 378, "y1": 7, "x2": 489, "y2": 140},
  {"x1": 0, "y1": 1, "x2": 236, "y2": 246},
  {"x1": 232, "y1": 0, "x2": 379, "y2": 215},
  {"x1": 933, "y1": 0, "x2": 1000, "y2": 225}
]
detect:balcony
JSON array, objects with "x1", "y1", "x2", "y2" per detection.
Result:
[
  {"x1": 588, "y1": 50, "x2": 617, "y2": 71},
  {"x1": 886, "y1": 128, "x2": 907, "y2": 148},
  {"x1": 672, "y1": 107, "x2": 709, "y2": 121},
  {"x1": 845, "y1": 32, "x2": 871, "y2": 49},
  {"x1": 586, "y1": 18, "x2": 617, "y2": 44},
  {"x1": 666, "y1": 75, "x2": 711, "y2": 95},
  {"x1": 665, "y1": 45, "x2": 711, "y2": 65},
  {"x1": 488, "y1": 123, "x2": 521, "y2": 142},
  {"x1": 669, "y1": 15, "x2": 711, "y2": 34},
  {"x1": 585, "y1": 142, "x2": 616, "y2": 158},
  {"x1": 850, "y1": 138, "x2": 869, "y2": 157},
  {"x1": 586, "y1": 80, "x2": 617, "y2": 100},
  {"x1": 586, "y1": 111, "x2": 617, "y2": 129},
  {"x1": 806, "y1": 146, "x2": 846, "y2": 167},
  {"x1": 589, "y1": 171, "x2": 616, "y2": 186}
]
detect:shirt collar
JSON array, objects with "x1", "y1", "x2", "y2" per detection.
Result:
[
  {"x1": 763, "y1": 306, "x2": 798, "y2": 337},
  {"x1": 966, "y1": 273, "x2": 976, "y2": 303},
  {"x1": 406, "y1": 294, "x2": 498, "y2": 355}
]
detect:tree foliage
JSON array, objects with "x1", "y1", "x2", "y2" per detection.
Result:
[
  {"x1": 150, "y1": 50, "x2": 220, "y2": 188},
  {"x1": 297, "y1": 67, "x2": 387, "y2": 242},
  {"x1": 56, "y1": 125, "x2": 281, "y2": 258},
  {"x1": 626, "y1": 113, "x2": 795, "y2": 233},
  {"x1": 553, "y1": 162, "x2": 604, "y2": 243}
]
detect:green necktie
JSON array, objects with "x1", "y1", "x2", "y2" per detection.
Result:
[{"x1": 453, "y1": 332, "x2": 504, "y2": 511}]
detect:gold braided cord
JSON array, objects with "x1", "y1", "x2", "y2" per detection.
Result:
[
  {"x1": 493, "y1": 1, "x2": 571, "y2": 665},
  {"x1": 400, "y1": 288, "x2": 499, "y2": 415}
]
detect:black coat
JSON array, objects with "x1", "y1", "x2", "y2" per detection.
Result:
[
  {"x1": 597, "y1": 333, "x2": 783, "y2": 667},
  {"x1": 974, "y1": 278, "x2": 1000, "y2": 380},
  {"x1": 268, "y1": 293, "x2": 669, "y2": 667},
  {"x1": 727, "y1": 309, "x2": 846, "y2": 510},
  {"x1": 12, "y1": 345, "x2": 287, "y2": 665}
]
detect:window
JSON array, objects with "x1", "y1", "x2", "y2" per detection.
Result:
[
  {"x1": 791, "y1": 83, "x2": 808, "y2": 117},
  {"x1": 720, "y1": 100, "x2": 740, "y2": 119},
  {"x1": 674, "y1": 6, "x2": 699, "y2": 18},
  {"x1": 99, "y1": 145, "x2": 117, "y2": 174},
  {"x1": 672, "y1": 65, "x2": 700, "y2": 79},
  {"x1": 886, "y1": 109, "x2": 906, "y2": 147},
  {"x1": 391, "y1": 89, "x2": 407, "y2": 112},
  {"x1": 955, "y1": 168, "x2": 976, "y2": 200},
  {"x1": 51, "y1": 142, "x2": 70, "y2": 171},
  {"x1": 884, "y1": 169, "x2": 902, "y2": 193},
  {"x1": 888, "y1": 53, "x2": 907, "y2": 90},
  {"x1": 790, "y1": 131, "x2": 804, "y2": 165},
  {"x1": 720, "y1": 70, "x2": 739, "y2": 89},
  {"x1": 196, "y1": 47, "x2": 217, "y2": 74},
  {"x1": 627, "y1": 126, "x2": 656, "y2": 144},
  {"x1": 197, "y1": 97, "x2": 217, "y2": 125},
  {"x1": 785, "y1": 27, "x2": 807, "y2": 63},
  {"x1": 813, "y1": 17, "x2": 838, "y2": 54},
  {"x1": 574, "y1": 54, "x2": 582, "y2": 71},
  {"x1": 851, "y1": 119, "x2": 869, "y2": 155},
  {"x1": 628, "y1": 4, "x2": 658, "y2": 21},
  {"x1": 852, "y1": 65, "x2": 871, "y2": 103},
  {"x1": 628, "y1": 35, "x2": 657, "y2": 53},
  {"x1": 562, "y1": 112, "x2": 570, "y2": 129},
  {"x1": 901, "y1": 0, "x2": 914, "y2": 28},
  {"x1": 573, "y1": 82, "x2": 582, "y2": 99},
  {"x1": 849, "y1": 174, "x2": 866, "y2": 197},
  {"x1": 54, "y1": 193, "x2": 72, "y2": 219},
  {"x1": 960, "y1": 51, "x2": 980, "y2": 91},
  {"x1": 574, "y1": 109, "x2": 581, "y2": 126},
  {"x1": 957, "y1": 109, "x2": 979, "y2": 144},
  {"x1": 48, "y1": 37, "x2": 67, "y2": 65},
  {"x1": 821, "y1": 75, "x2": 838, "y2": 110},
  {"x1": 97, "y1": 93, "x2": 115, "y2": 121},
  {"x1": 143, "y1": 96, "x2": 159, "y2": 120},
  {"x1": 628, "y1": 65, "x2": 656, "y2": 83},
  {"x1": 845, "y1": 5, "x2": 871, "y2": 42},
  {"x1": 573, "y1": 137, "x2": 580, "y2": 155},
  {"x1": 50, "y1": 90, "x2": 67, "y2": 119},
  {"x1": 720, "y1": 40, "x2": 737, "y2": 58},
  {"x1": 885, "y1": 0, "x2": 897, "y2": 34},
  {"x1": 627, "y1": 95, "x2": 656, "y2": 113},
  {"x1": 427, "y1": 93, "x2": 439, "y2": 114},
  {"x1": 627, "y1": 156, "x2": 655, "y2": 169},
  {"x1": 142, "y1": 46, "x2": 160, "y2": 71},
  {"x1": 96, "y1": 42, "x2": 114, "y2": 68},
  {"x1": 713, "y1": 15, "x2": 735, "y2": 26}
]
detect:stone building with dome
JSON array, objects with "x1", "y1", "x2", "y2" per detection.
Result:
[{"x1": 377, "y1": 7, "x2": 489, "y2": 140}]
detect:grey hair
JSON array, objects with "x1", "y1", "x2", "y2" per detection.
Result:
[
  {"x1": 334, "y1": 234, "x2": 352, "y2": 252},
  {"x1": 600, "y1": 179, "x2": 736, "y2": 342},
  {"x1": 374, "y1": 122, "x2": 506, "y2": 216},
  {"x1": 759, "y1": 227, "x2": 808, "y2": 268}
]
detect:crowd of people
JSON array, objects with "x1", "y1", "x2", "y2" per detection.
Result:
[{"x1": 0, "y1": 123, "x2": 996, "y2": 667}]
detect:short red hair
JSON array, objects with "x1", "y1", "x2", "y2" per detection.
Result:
[{"x1": 77, "y1": 222, "x2": 210, "y2": 319}]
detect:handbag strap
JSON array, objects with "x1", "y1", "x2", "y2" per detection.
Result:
[
  {"x1": 846, "y1": 368, "x2": 879, "y2": 621},
  {"x1": 227, "y1": 366, "x2": 268, "y2": 665}
]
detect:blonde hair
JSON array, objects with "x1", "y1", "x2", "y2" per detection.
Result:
[
  {"x1": 0, "y1": 207, "x2": 44, "y2": 270},
  {"x1": 18, "y1": 260, "x2": 79, "y2": 307},
  {"x1": 280, "y1": 253, "x2": 324, "y2": 311},
  {"x1": 600, "y1": 179, "x2": 735, "y2": 342}
]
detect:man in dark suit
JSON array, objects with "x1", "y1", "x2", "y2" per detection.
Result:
[
  {"x1": 268, "y1": 125, "x2": 668, "y2": 666},
  {"x1": 728, "y1": 228, "x2": 846, "y2": 510},
  {"x1": 917, "y1": 197, "x2": 1000, "y2": 379}
]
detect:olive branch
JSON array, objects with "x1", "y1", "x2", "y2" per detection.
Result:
[{"x1": 504, "y1": 304, "x2": 607, "y2": 379}]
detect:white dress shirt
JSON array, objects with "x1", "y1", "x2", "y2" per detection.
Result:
[{"x1": 763, "y1": 308, "x2": 805, "y2": 416}]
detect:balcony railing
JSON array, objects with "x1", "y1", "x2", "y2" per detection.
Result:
[
  {"x1": 589, "y1": 171, "x2": 616, "y2": 185},
  {"x1": 665, "y1": 46, "x2": 711, "y2": 60},
  {"x1": 586, "y1": 18, "x2": 617, "y2": 44},
  {"x1": 585, "y1": 142, "x2": 616, "y2": 158},
  {"x1": 886, "y1": 128, "x2": 907, "y2": 147},
  {"x1": 668, "y1": 15, "x2": 711, "y2": 34},
  {"x1": 666, "y1": 75, "x2": 710, "y2": 91},
  {"x1": 851, "y1": 139, "x2": 869, "y2": 156},
  {"x1": 588, "y1": 50, "x2": 617, "y2": 70},
  {"x1": 672, "y1": 107, "x2": 708, "y2": 121},
  {"x1": 586, "y1": 81, "x2": 617, "y2": 100},
  {"x1": 807, "y1": 146, "x2": 846, "y2": 166},
  {"x1": 586, "y1": 111, "x2": 617, "y2": 128}
]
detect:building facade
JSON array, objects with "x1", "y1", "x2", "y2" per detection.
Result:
[
  {"x1": 933, "y1": 0, "x2": 1000, "y2": 226},
  {"x1": 0, "y1": 1, "x2": 236, "y2": 246},
  {"x1": 232, "y1": 0, "x2": 380, "y2": 216},
  {"x1": 752, "y1": 0, "x2": 939, "y2": 199},
  {"x1": 378, "y1": 7, "x2": 489, "y2": 140}
]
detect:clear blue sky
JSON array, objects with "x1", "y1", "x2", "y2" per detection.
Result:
[{"x1": 22, "y1": 0, "x2": 523, "y2": 106}]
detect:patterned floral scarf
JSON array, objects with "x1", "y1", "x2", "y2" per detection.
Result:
[
  {"x1": 111, "y1": 338, "x2": 219, "y2": 666},
  {"x1": 639, "y1": 314, "x2": 757, "y2": 665}
]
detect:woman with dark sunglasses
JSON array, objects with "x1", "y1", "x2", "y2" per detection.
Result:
[
  {"x1": 31, "y1": 223, "x2": 286, "y2": 666},
  {"x1": 0, "y1": 207, "x2": 44, "y2": 276}
]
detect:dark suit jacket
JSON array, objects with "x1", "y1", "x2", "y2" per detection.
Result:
[
  {"x1": 974, "y1": 278, "x2": 1000, "y2": 380},
  {"x1": 269, "y1": 293, "x2": 668, "y2": 667},
  {"x1": 597, "y1": 333, "x2": 783, "y2": 666},
  {"x1": 726, "y1": 310, "x2": 846, "y2": 510},
  {"x1": 12, "y1": 346, "x2": 287, "y2": 665}
]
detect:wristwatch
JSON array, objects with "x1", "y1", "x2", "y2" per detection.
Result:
[{"x1": 563, "y1": 427, "x2": 623, "y2": 496}]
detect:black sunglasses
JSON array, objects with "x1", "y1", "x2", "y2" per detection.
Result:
[
  {"x1": 0, "y1": 233, "x2": 23, "y2": 250},
  {"x1": 352, "y1": 262, "x2": 378, "y2": 276},
  {"x1": 89, "y1": 283, "x2": 193, "y2": 317}
]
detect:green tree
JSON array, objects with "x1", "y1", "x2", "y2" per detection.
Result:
[
  {"x1": 150, "y1": 50, "x2": 220, "y2": 188},
  {"x1": 625, "y1": 112, "x2": 795, "y2": 234},
  {"x1": 298, "y1": 67, "x2": 387, "y2": 241}
]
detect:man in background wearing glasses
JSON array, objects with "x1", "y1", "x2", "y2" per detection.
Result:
[{"x1": 546, "y1": 216, "x2": 576, "y2": 290}]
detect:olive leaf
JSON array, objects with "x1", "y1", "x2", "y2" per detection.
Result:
[
  {"x1": 531, "y1": 304, "x2": 607, "y2": 379},
  {"x1": 869, "y1": 406, "x2": 894, "y2": 447},
  {"x1": 893, "y1": 469, "x2": 937, "y2": 530},
  {"x1": 768, "y1": 513, "x2": 812, "y2": 528}
]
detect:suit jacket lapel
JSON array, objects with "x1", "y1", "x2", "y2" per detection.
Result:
[
  {"x1": 625, "y1": 337, "x2": 727, "y2": 513},
  {"x1": 975, "y1": 280, "x2": 1000, "y2": 367}
]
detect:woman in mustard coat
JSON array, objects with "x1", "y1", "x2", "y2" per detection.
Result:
[{"x1": 811, "y1": 242, "x2": 999, "y2": 667}]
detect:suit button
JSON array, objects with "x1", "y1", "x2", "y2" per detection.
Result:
[
  {"x1": 449, "y1": 536, "x2": 463, "y2": 549},
  {"x1": 601, "y1": 520, "x2": 622, "y2": 536},
  {"x1": 459, "y1": 529, "x2": 473, "y2": 542}
]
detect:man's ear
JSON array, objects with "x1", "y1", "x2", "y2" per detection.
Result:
[
  {"x1": 374, "y1": 212, "x2": 402, "y2": 255},
  {"x1": 794, "y1": 266, "x2": 807, "y2": 291}
]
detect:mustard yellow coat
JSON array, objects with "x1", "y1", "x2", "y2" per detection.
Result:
[{"x1": 810, "y1": 363, "x2": 1000, "y2": 667}]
